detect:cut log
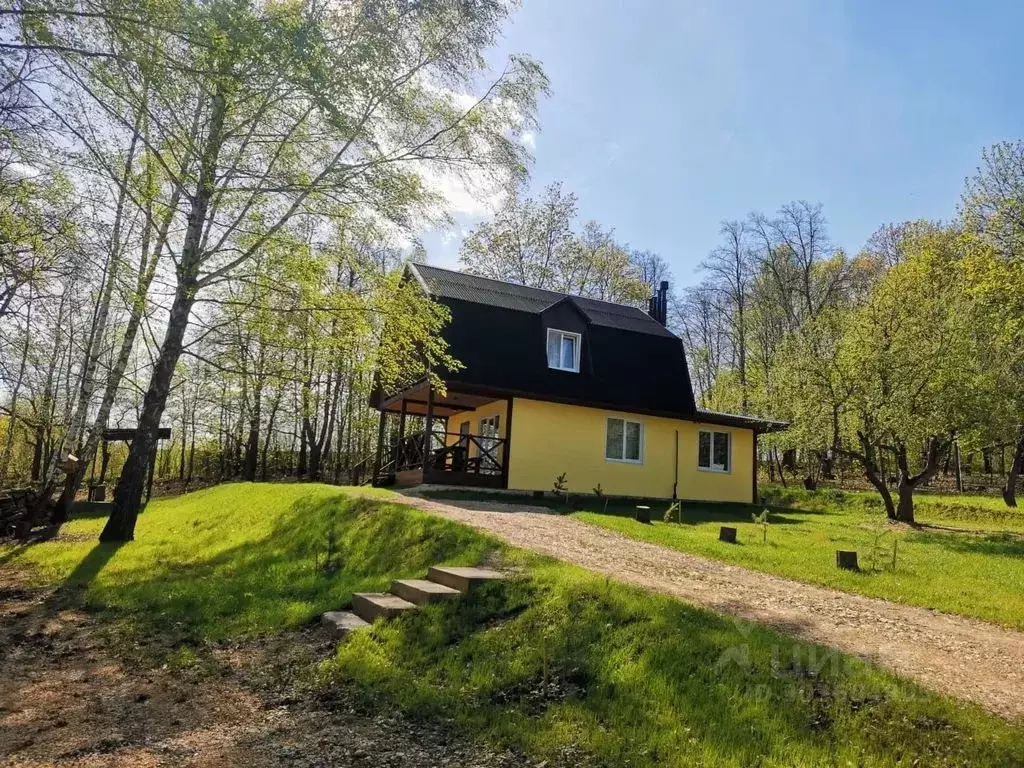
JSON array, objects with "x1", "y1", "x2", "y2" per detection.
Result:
[{"x1": 836, "y1": 550, "x2": 859, "y2": 571}]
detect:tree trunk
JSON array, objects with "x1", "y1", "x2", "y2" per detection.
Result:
[
  {"x1": 839, "y1": 431, "x2": 897, "y2": 520},
  {"x1": 889, "y1": 436, "x2": 951, "y2": 525},
  {"x1": 297, "y1": 425, "x2": 308, "y2": 477},
  {"x1": 865, "y1": 465, "x2": 897, "y2": 520},
  {"x1": 101, "y1": 278, "x2": 198, "y2": 541},
  {"x1": 953, "y1": 439, "x2": 964, "y2": 493},
  {"x1": 1003, "y1": 434, "x2": 1024, "y2": 508},
  {"x1": 895, "y1": 482, "x2": 915, "y2": 523},
  {"x1": 260, "y1": 383, "x2": 283, "y2": 481},
  {"x1": 243, "y1": 390, "x2": 260, "y2": 483},
  {"x1": 0, "y1": 288, "x2": 33, "y2": 485},
  {"x1": 50, "y1": 185, "x2": 175, "y2": 527}
]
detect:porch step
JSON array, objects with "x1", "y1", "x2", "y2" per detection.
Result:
[
  {"x1": 351, "y1": 592, "x2": 417, "y2": 623},
  {"x1": 320, "y1": 565, "x2": 508, "y2": 638},
  {"x1": 321, "y1": 611, "x2": 370, "y2": 638},
  {"x1": 390, "y1": 578, "x2": 461, "y2": 605},
  {"x1": 426, "y1": 566, "x2": 506, "y2": 593}
]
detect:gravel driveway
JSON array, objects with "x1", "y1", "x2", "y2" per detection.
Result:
[{"x1": 398, "y1": 493, "x2": 1024, "y2": 721}]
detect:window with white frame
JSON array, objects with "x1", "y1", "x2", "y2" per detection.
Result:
[
  {"x1": 698, "y1": 430, "x2": 731, "y2": 472},
  {"x1": 546, "y1": 328, "x2": 581, "y2": 372},
  {"x1": 606, "y1": 417, "x2": 643, "y2": 463}
]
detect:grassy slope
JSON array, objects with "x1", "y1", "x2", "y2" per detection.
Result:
[
  {"x1": 2, "y1": 483, "x2": 1022, "y2": 766},
  {"x1": 1, "y1": 483, "x2": 495, "y2": 641},
  {"x1": 572, "y1": 486, "x2": 1024, "y2": 629}
]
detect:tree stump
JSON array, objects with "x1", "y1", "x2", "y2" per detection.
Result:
[
  {"x1": 635, "y1": 505, "x2": 651, "y2": 524},
  {"x1": 719, "y1": 526, "x2": 738, "y2": 543},
  {"x1": 836, "y1": 550, "x2": 859, "y2": 570}
]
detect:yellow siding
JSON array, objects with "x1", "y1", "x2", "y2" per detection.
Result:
[
  {"x1": 507, "y1": 398, "x2": 753, "y2": 503},
  {"x1": 446, "y1": 399, "x2": 509, "y2": 463}
]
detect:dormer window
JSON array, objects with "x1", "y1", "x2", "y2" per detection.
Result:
[{"x1": 546, "y1": 328, "x2": 580, "y2": 372}]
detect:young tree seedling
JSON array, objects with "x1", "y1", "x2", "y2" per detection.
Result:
[{"x1": 751, "y1": 508, "x2": 769, "y2": 543}]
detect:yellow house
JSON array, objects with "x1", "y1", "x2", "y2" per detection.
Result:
[{"x1": 371, "y1": 264, "x2": 785, "y2": 504}]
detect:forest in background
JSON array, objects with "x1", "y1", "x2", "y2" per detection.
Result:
[
  {"x1": 448, "y1": 156, "x2": 1024, "y2": 522},
  {"x1": 0, "y1": 0, "x2": 544, "y2": 539},
  {"x1": 1, "y1": 1, "x2": 1022, "y2": 536}
]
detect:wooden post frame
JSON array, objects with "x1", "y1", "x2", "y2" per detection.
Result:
[
  {"x1": 500, "y1": 396, "x2": 513, "y2": 488},
  {"x1": 422, "y1": 382, "x2": 434, "y2": 472},
  {"x1": 397, "y1": 399, "x2": 407, "y2": 470}
]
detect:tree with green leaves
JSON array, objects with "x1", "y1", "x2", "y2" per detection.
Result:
[
  {"x1": 9, "y1": 0, "x2": 546, "y2": 539},
  {"x1": 781, "y1": 227, "x2": 975, "y2": 522},
  {"x1": 961, "y1": 141, "x2": 1024, "y2": 506},
  {"x1": 459, "y1": 181, "x2": 653, "y2": 306}
]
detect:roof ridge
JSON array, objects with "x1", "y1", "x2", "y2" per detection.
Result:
[{"x1": 410, "y1": 261, "x2": 654, "y2": 313}]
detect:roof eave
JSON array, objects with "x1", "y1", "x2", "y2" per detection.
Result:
[
  {"x1": 405, "y1": 262, "x2": 431, "y2": 295},
  {"x1": 694, "y1": 410, "x2": 790, "y2": 434}
]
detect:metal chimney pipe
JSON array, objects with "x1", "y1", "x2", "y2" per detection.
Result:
[{"x1": 657, "y1": 281, "x2": 669, "y2": 325}]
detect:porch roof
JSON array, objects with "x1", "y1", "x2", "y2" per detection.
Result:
[{"x1": 378, "y1": 379, "x2": 499, "y2": 418}]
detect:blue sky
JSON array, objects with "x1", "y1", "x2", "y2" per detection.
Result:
[{"x1": 424, "y1": 1, "x2": 1023, "y2": 289}]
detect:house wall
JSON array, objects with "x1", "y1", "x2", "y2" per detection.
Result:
[
  {"x1": 445, "y1": 399, "x2": 509, "y2": 463},
  {"x1": 507, "y1": 398, "x2": 754, "y2": 502}
]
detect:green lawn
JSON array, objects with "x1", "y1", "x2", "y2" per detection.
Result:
[
  {"x1": 3, "y1": 483, "x2": 1023, "y2": 767},
  {"x1": 1, "y1": 483, "x2": 495, "y2": 641},
  {"x1": 572, "y1": 486, "x2": 1024, "y2": 630}
]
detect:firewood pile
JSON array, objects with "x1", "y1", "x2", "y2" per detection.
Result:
[{"x1": 0, "y1": 488, "x2": 53, "y2": 540}]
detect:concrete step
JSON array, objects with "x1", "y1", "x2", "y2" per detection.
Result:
[
  {"x1": 351, "y1": 592, "x2": 417, "y2": 623},
  {"x1": 426, "y1": 566, "x2": 506, "y2": 593},
  {"x1": 390, "y1": 578, "x2": 461, "y2": 605},
  {"x1": 321, "y1": 610, "x2": 370, "y2": 638}
]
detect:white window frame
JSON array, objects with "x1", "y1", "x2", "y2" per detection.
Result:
[
  {"x1": 698, "y1": 429, "x2": 732, "y2": 474},
  {"x1": 546, "y1": 328, "x2": 581, "y2": 373},
  {"x1": 605, "y1": 416, "x2": 644, "y2": 464}
]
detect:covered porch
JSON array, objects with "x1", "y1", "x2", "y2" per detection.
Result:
[{"x1": 372, "y1": 380, "x2": 512, "y2": 489}]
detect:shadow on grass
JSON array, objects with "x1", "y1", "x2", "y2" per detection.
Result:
[
  {"x1": 63, "y1": 542, "x2": 124, "y2": 586},
  {"x1": 0, "y1": 542, "x2": 32, "y2": 567},
  {"x1": 60, "y1": 493, "x2": 499, "y2": 643},
  {"x1": 324, "y1": 567, "x2": 1023, "y2": 768},
  {"x1": 585, "y1": 500, "x2": 814, "y2": 526},
  {"x1": 68, "y1": 501, "x2": 116, "y2": 520},
  {"x1": 914, "y1": 530, "x2": 1024, "y2": 559}
]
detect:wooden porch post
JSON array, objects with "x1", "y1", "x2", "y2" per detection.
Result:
[
  {"x1": 501, "y1": 397, "x2": 513, "y2": 488},
  {"x1": 422, "y1": 382, "x2": 434, "y2": 473},
  {"x1": 372, "y1": 411, "x2": 387, "y2": 484},
  {"x1": 396, "y1": 399, "x2": 407, "y2": 471}
]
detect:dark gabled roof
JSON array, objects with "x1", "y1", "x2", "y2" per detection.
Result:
[
  {"x1": 410, "y1": 263, "x2": 676, "y2": 338},
  {"x1": 407, "y1": 262, "x2": 697, "y2": 418},
  {"x1": 402, "y1": 263, "x2": 787, "y2": 432}
]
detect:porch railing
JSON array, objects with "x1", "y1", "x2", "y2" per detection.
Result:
[{"x1": 383, "y1": 430, "x2": 507, "y2": 477}]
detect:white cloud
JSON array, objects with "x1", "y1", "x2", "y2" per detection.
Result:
[
  {"x1": 520, "y1": 130, "x2": 537, "y2": 150},
  {"x1": 426, "y1": 166, "x2": 509, "y2": 219}
]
